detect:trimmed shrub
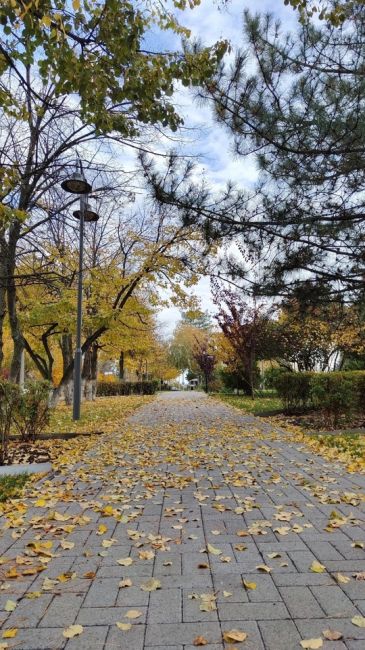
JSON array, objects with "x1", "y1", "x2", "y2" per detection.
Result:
[
  {"x1": 97, "y1": 380, "x2": 159, "y2": 397},
  {"x1": 15, "y1": 381, "x2": 51, "y2": 441},
  {"x1": 310, "y1": 372, "x2": 358, "y2": 427},
  {"x1": 273, "y1": 372, "x2": 314, "y2": 410}
]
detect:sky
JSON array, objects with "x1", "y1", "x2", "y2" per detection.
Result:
[{"x1": 147, "y1": 0, "x2": 299, "y2": 336}]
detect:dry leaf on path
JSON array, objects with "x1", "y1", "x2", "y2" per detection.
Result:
[
  {"x1": 2, "y1": 629, "x2": 17, "y2": 639},
  {"x1": 117, "y1": 557, "x2": 133, "y2": 566},
  {"x1": 310, "y1": 561, "x2": 326, "y2": 573},
  {"x1": 207, "y1": 544, "x2": 222, "y2": 555},
  {"x1": 193, "y1": 636, "x2": 208, "y2": 646},
  {"x1": 125, "y1": 610, "x2": 142, "y2": 619},
  {"x1": 116, "y1": 622, "x2": 132, "y2": 631},
  {"x1": 140, "y1": 578, "x2": 161, "y2": 592},
  {"x1": 323, "y1": 629, "x2": 343, "y2": 640},
  {"x1": 62, "y1": 625, "x2": 84, "y2": 639},
  {"x1": 223, "y1": 629, "x2": 248, "y2": 643},
  {"x1": 352, "y1": 615, "x2": 365, "y2": 627},
  {"x1": 242, "y1": 579, "x2": 256, "y2": 590},
  {"x1": 4, "y1": 600, "x2": 16, "y2": 612},
  {"x1": 300, "y1": 639, "x2": 323, "y2": 649}
]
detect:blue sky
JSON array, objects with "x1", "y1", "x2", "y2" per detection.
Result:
[{"x1": 148, "y1": 0, "x2": 298, "y2": 335}]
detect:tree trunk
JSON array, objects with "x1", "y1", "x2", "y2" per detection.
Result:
[
  {"x1": 56, "y1": 334, "x2": 73, "y2": 406},
  {"x1": 82, "y1": 343, "x2": 98, "y2": 401},
  {"x1": 119, "y1": 351, "x2": 124, "y2": 380},
  {"x1": 0, "y1": 238, "x2": 6, "y2": 372},
  {"x1": 7, "y1": 220, "x2": 23, "y2": 382}
]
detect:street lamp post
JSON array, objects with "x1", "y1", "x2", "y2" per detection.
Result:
[{"x1": 61, "y1": 160, "x2": 99, "y2": 420}]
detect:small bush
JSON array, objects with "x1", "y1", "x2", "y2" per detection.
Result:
[
  {"x1": 273, "y1": 372, "x2": 314, "y2": 410},
  {"x1": 310, "y1": 373, "x2": 357, "y2": 428},
  {"x1": 0, "y1": 381, "x2": 20, "y2": 464},
  {"x1": 97, "y1": 380, "x2": 159, "y2": 397},
  {"x1": 15, "y1": 381, "x2": 51, "y2": 441}
]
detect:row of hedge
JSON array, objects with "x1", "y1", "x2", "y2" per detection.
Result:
[
  {"x1": 97, "y1": 380, "x2": 159, "y2": 397},
  {"x1": 273, "y1": 371, "x2": 365, "y2": 426}
]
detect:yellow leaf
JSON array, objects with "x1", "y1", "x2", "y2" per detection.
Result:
[
  {"x1": 351, "y1": 541, "x2": 364, "y2": 549},
  {"x1": 35, "y1": 499, "x2": 47, "y2": 507},
  {"x1": 242, "y1": 579, "x2": 256, "y2": 590},
  {"x1": 125, "y1": 610, "x2": 142, "y2": 619},
  {"x1": 119, "y1": 579, "x2": 132, "y2": 588},
  {"x1": 2, "y1": 630, "x2": 17, "y2": 639},
  {"x1": 72, "y1": 0, "x2": 80, "y2": 10},
  {"x1": 352, "y1": 615, "x2": 365, "y2": 627},
  {"x1": 267, "y1": 552, "x2": 281, "y2": 559},
  {"x1": 323, "y1": 629, "x2": 343, "y2": 640},
  {"x1": 300, "y1": 639, "x2": 323, "y2": 649},
  {"x1": 207, "y1": 544, "x2": 221, "y2": 555},
  {"x1": 255, "y1": 564, "x2": 272, "y2": 573},
  {"x1": 335, "y1": 573, "x2": 350, "y2": 584},
  {"x1": 60, "y1": 540, "x2": 75, "y2": 550},
  {"x1": 4, "y1": 600, "x2": 16, "y2": 612},
  {"x1": 116, "y1": 622, "x2": 132, "y2": 631},
  {"x1": 223, "y1": 591, "x2": 232, "y2": 597},
  {"x1": 310, "y1": 561, "x2": 326, "y2": 573},
  {"x1": 223, "y1": 629, "x2": 248, "y2": 643},
  {"x1": 97, "y1": 524, "x2": 108, "y2": 535},
  {"x1": 63, "y1": 624, "x2": 84, "y2": 638},
  {"x1": 140, "y1": 578, "x2": 161, "y2": 592},
  {"x1": 193, "y1": 636, "x2": 208, "y2": 646},
  {"x1": 117, "y1": 557, "x2": 133, "y2": 566},
  {"x1": 25, "y1": 591, "x2": 42, "y2": 599}
]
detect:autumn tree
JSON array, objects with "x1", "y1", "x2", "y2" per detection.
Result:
[
  {"x1": 0, "y1": 0, "x2": 227, "y2": 380},
  {"x1": 213, "y1": 285, "x2": 276, "y2": 396}
]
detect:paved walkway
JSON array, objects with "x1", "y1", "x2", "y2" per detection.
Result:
[{"x1": 1, "y1": 392, "x2": 365, "y2": 650}]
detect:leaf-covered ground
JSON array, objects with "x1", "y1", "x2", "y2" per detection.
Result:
[{"x1": 1, "y1": 391, "x2": 365, "y2": 649}]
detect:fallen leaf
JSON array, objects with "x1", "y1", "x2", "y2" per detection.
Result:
[
  {"x1": 323, "y1": 629, "x2": 343, "y2": 640},
  {"x1": 63, "y1": 625, "x2": 84, "y2": 638},
  {"x1": 140, "y1": 578, "x2": 161, "y2": 592},
  {"x1": 207, "y1": 544, "x2": 222, "y2": 556},
  {"x1": 351, "y1": 541, "x2": 364, "y2": 549},
  {"x1": 223, "y1": 629, "x2": 248, "y2": 643},
  {"x1": 97, "y1": 524, "x2": 108, "y2": 535},
  {"x1": 300, "y1": 639, "x2": 323, "y2": 649},
  {"x1": 255, "y1": 564, "x2": 272, "y2": 573},
  {"x1": 117, "y1": 557, "x2": 133, "y2": 566},
  {"x1": 242, "y1": 579, "x2": 256, "y2": 590},
  {"x1": 125, "y1": 610, "x2": 142, "y2": 619},
  {"x1": 193, "y1": 636, "x2": 208, "y2": 646},
  {"x1": 119, "y1": 578, "x2": 132, "y2": 588},
  {"x1": 310, "y1": 561, "x2": 326, "y2": 573},
  {"x1": 267, "y1": 552, "x2": 281, "y2": 559},
  {"x1": 116, "y1": 622, "x2": 132, "y2": 631},
  {"x1": 352, "y1": 615, "x2": 365, "y2": 627},
  {"x1": 4, "y1": 600, "x2": 16, "y2": 612},
  {"x1": 2, "y1": 629, "x2": 17, "y2": 639},
  {"x1": 60, "y1": 540, "x2": 75, "y2": 550},
  {"x1": 335, "y1": 573, "x2": 350, "y2": 584},
  {"x1": 223, "y1": 591, "x2": 233, "y2": 597}
]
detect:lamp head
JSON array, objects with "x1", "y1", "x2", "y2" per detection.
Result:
[
  {"x1": 61, "y1": 172, "x2": 91, "y2": 194},
  {"x1": 73, "y1": 204, "x2": 99, "y2": 222}
]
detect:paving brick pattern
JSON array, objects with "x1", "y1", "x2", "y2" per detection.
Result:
[{"x1": 1, "y1": 391, "x2": 365, "y2": 649}]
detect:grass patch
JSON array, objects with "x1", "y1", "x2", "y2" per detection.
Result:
[
  {"x1": 214, "y1": 393, "x2": 282, "y2": 415},
  {"x1": 46, "y1": 395, "x2": 154, "y2": 435},
  {"x1": 0, "y1": 473, "x2": 29, "y2": 502}
]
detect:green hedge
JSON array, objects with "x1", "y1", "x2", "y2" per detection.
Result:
[
  {"x1": 273, "y1": 370, "x2": 365, "y2": 426},
  {"x1": 97, "y1": 380, "x2": 159, "y2": 397}
]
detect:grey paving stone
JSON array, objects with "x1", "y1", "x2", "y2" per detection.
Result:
[
  {"x1": 279, "y1": 585, "x2": 325, "y2": 618},
  {"x1": 83, "y1": 577, "x2": 120, "y2": 607},
  {"x1": 5, "y1": 627, "x2": 66, "y2": 649},
  {"x1": 218, "y1": 601, "x2": 289, "y2": 621},
  {"x1": 145, "y1": 622, "x2": 222, "y2": 646},
  {"x1": 5, "y1": 594, "x2": 53, "y2": 628},
  {"x1": 310, "y1": 585, "x2": 360, "y2": 617},
  {"x1": 77, "y1": 605, "x2": 147, "y2": 625},
  {"x1": 39, "y1": 593, "x2": 84, "y2": 627},
  {"x1": 259, "y1": 620, "x2": 302, "y2": 650},
  {"x1": 64, "y1": 625, "x2": 109, "y2": 650},
  {"x1": 149, "y1": 588, "x2": 182, "y2": 623},
  {"x1": 105, "y1": 622, "x2": 146, "y2": 650}
]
